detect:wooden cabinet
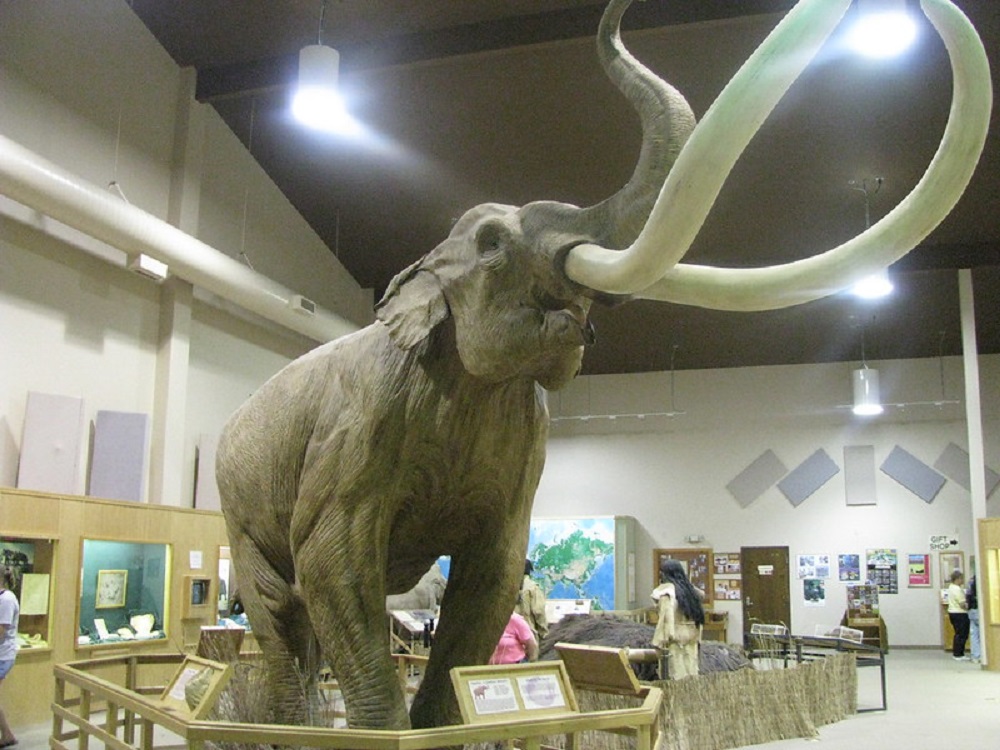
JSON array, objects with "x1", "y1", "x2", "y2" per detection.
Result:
[{"x1": 703, "y1": 611, "x2": 728, "y2": 642}]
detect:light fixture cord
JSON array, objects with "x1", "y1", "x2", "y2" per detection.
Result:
[
  {"x1": 669, "y1": 343, "x2": 679, "y2": 412},
  {"x1": 240, "y1": 98, "x2": 258, "y2": 262},
  {"x1": 108, "y1": 104, "x2": 131, "y2": 204},
  {"x1": 938, "y1": 329, "x2": 947, "y2": 399},
  {"x1": 850, "y1": 176, "x2": 883, "y2": 231},
  {"x1": 317, "y1": 0, "x2": 327, "y2": 45}
]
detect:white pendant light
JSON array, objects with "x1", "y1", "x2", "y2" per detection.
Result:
[
  {"x1": 292, "y1": 44, "x2": 344, "y2": 129},
  {"x1": 851, "y1": 267, "x2": 894, "y2": 299},
  {"x1": 852, "y1": 367, "x2": 884, "y2": 416},
  {"x1": 292, "y1": 2, "x2": 357, "y2": 134},
  {"x1": 847, "y1": 0, "x2": 918, "y2": 59}
]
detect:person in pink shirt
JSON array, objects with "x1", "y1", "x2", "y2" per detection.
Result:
[{"x1": 489, "y1": 611, "x2": 538, "y2": 664}]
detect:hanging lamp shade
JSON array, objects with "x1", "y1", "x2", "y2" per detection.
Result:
[
  {"x1": 292, "y1": 44, "x2": 346, "y2": 130},
  {"x1": 852, "y1": 367, "x2": 884, "y2": 416}
]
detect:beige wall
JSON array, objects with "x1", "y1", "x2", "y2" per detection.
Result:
[{"x1": 536, "y1": 357, "x2": 1000, "y2": 646}]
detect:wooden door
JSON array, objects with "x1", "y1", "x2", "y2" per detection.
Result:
[{"x1": 741, "y1": 546, "x2": 791, "y2": 640}]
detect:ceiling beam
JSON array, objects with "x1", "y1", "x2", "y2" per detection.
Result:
[{"x1": 195, "y1": 0, "x2": 795, "y2": 102}]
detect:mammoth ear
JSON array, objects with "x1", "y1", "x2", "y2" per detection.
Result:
[{"x1": 375, "y1": 258, "x2": 450, "y2": 350}]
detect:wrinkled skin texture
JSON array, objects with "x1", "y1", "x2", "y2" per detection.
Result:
[
  {"x1": 217, "y1": 0, "x2": 694, "y2": 731},
  {"x1": 217, "y1": 206, "x2": 596, "y2": 729}
]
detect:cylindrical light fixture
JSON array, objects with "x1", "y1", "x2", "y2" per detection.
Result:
[
  {"x1": 848, "y1": 0, "x2": 918, "y2": 58},
  {"x1": 292, "y1": 44, "x2": 349, "y2": 131},
  {"x1": 852, "y1": 367, "x2": 884, "y2": 416}
]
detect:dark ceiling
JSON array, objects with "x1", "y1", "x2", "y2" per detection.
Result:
[{"x1": 128, "y1": 0, "x2": 999, "y2": 375}]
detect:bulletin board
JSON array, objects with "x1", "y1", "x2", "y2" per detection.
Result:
[{"x1": 653, "y1": 548, "x2": 713, "y2": 603}]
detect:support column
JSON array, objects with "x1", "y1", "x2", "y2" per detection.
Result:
[
  {"x1": 959, "y1": 268, "x2": 987, "y2": 665},
  {"x1": 148, "y1": 67, "x2": 204, "y2": 506}
]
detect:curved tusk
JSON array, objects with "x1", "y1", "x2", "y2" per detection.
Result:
[
  {"x1": 636, "y1": 0, "x2": 992, "y2": 311},
  {"x1": 565, "y1": 0, "x2": 853, "y2": 293}
]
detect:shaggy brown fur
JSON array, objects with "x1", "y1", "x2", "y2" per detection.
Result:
[{"x1": 538, "y1": 614, "x2": 751, "y2": 680}]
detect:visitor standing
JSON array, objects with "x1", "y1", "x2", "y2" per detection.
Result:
[
  {"x1": 514, "y1": 559, "x2": 549, "y2": 642},
  {"x1": 651, "y1": 559, "x2": 704, "y2": 679},
  {"x1": 946, "y1": 569, "x2": 970, "y2": 661},
  {"x1": 0, "y1": 566, "x2": 20, "y2": 748},
  {"x1": 967, "y1": 574, "x2": 980, "y2": 663},
  {"x1": 489, "y1": 611, "x2": 538, "y2": 664}
]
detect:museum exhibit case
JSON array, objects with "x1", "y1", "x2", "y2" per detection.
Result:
[
  {"x1": 0, "y1": 487, "x2": 233, "y2": 728},
  {"x1": 0, "y1": 535, "x2": 55, "y2": 650},
  {"x1": 77, "y1": 539, "x2": 171, "y2": 646}
]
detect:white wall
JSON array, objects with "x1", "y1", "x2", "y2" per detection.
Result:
[
  {"x1": 0, "y1": 0, "x2": 372, "y2": 502},
  {"x1": 534, "y1": 357, "x2": 1000, "y2": 646}
]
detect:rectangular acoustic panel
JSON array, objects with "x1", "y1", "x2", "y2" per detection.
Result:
[
  {"x1": 844, "y1": 445, "x2": 877, "y2": 506},
  {"x1": 934, "y1": 442, "x2": 1000, "y2": 498},
  {"x1": 880, "y1": 445, "x2": 946, "y2": 503},
  {"x1": 726, "y1": 449, "x2": 787, "y2": 508},
  {"x1": 17, "y1": 391, "x2": 85, "y2": 494},
  {"x1": 88, "y1": 410, "x2": 150, "y2": 502},
  {"x1": 194, "y1": 434, "x2": 221, "y2": 512},
  {"x1": 777, "y1": 448, "x2": 839, "y2": 507}
]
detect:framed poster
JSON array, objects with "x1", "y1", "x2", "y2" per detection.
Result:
[
  {"x1": 865, "y1": 549, "x2": 898, "y2": 594},
  {"x1": 95, "y1": 569, "x2": 128, "y2": 609},
  {"x1": 938, "y1": 551, "x2": 965, "y2": 588},
  {"x1": 838, "y1": 554, "x2": 861, "y2": 581},
  {"x1": 908, "y1": 553, "x2": 931, "y2": 587},
  {"x1": 653, "y1": 548, "x2": 713, "y2": 603}
]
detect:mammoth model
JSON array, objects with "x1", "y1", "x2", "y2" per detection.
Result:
[{"x1": 217, "y1": 0, "x2": 989, "y2": 731}]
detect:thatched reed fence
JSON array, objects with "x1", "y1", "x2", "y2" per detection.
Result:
[{"x1": 563, "y1": 652, "x2": 856, "y2": 750}]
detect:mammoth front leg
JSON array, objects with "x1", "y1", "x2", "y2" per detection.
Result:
[
  {"x1": 409, "y1": 538, "x2": 527, "y2": 729},
  {"x1": 227, "y1": 536, "x2": 316, "y2": 726},
  {"x1": 294, "y1": 499, "x2": 411, "y2": 730}
]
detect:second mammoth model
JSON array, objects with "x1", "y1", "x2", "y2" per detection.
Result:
[{"x1": 216, "y1": 0, "x2": 990, "y2": 731}]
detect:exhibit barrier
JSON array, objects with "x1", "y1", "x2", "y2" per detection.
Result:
[{"x1": 51, "y1": 651, "x2": 664, "y2": 750}]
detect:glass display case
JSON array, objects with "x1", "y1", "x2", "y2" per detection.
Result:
[
  {"x1": 77, "y1": 539, "x2": 171, "y2": 646},
  {"x1": 1, "y1": 535, "x2": 55, "y2": 650}
]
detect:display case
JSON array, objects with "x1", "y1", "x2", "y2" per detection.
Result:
[
  {"x1": 182, "y1": 575, "x2": 214, "y2": 619},
  {"x1": 77, "y1": 539, "x2": 171, "y2": 647},
  {"x1": 1, "y1": 535, "x2": 55, "y2": 651}
]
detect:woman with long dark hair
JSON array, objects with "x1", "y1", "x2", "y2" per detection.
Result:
[{"x1": 651, "y1": 559, "x2": 705, "y2": 679}]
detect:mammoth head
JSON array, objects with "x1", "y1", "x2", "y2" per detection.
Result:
[
  {"x1": 376, "y1": 203, "x2": 597, "y2": 389},
  {"x1": 378, "y1": 0, "x2": 990, "y2": 387}
]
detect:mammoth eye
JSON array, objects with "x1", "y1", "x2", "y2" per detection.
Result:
[{"x1": 475, "y1": 221, "x2": 509, "y2": 268}]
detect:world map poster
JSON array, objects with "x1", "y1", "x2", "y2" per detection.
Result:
[{"x1": 527, "y1": 517, "x2": 616, "y2": 610}]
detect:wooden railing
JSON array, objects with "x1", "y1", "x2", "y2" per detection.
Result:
[{"x1": 52, "y1": 652, "x2": 663, "y2": 750}]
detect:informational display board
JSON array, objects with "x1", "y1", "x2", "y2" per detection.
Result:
[
  {"x1": 451, "y1": 661, "x2": 577, "y2": 725},
  {"x1": 159, "y1": 655, "x2": 232, "y2": 719},
  {"x1": 555, "y1": 643, "x2": 643, "y2": 696}
]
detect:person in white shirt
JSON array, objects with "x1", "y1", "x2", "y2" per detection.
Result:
[
  {"x1": 946, "y1": 569, "x2": 970, "y2": 661},
  {"x1": 0, "y1": 566, "x2": 20, "y2": 748}
]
